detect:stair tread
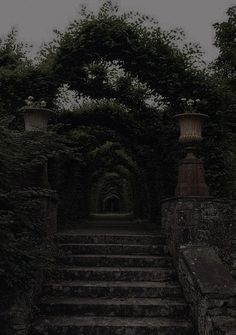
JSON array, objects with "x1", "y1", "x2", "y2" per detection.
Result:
[
  {"x1": 58, "y1": 232, "x2": 163, "y2": 237},
  {"x1": 46, "y1": 281, "x2": 180, "y2": 288},
  {"x1": 33, "y1": 315, "x2": 192, "y2": 328},
  {"x1": 59, "y1": 266, "x2": 174, "y2": 271},
  {"x1": 59, "y1": 254, "x2": 171, "y2": 259},
  {"x1": 59, "y1": 243, "x2": 165, "y2": 247},
  {"x1": 41, "y1": 297, "x2": 187, "y2": 305}
]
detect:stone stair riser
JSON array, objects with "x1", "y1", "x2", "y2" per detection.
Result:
[
  {"x1": 32, "y1": 323, "x2": 193, "y2": 335},
  {"x1": 44, "y1": 284, "x2": 182, "y2": 298},
  {"x1": 58, "y1": 255, "x2": 172, "y2": 267},
  {"x1": 58, "y1": 269, "x2": 176, "y2": 281},
  {"x1": 57, "y1": 235, "x2": 165, "y2": 245},
  {"x1": 39, "y1": 301, "x2": 188, "y2": 318},
  {"x1": 59, "y1": 244, "x2": 167, "y2": 255}
]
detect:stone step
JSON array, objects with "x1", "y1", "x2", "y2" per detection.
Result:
[
  {"x1": 58, "y1": 267, "x2": 176, "y2": 281},
  {"x1": 57, "y1": 232, "x2": 165, "y2": 245},
  {"x1": 70, "y1": 224, "x2": 148, "y2": 230},
  {"x1": 31, "y1": 316, "x2": 194, "y2": 335},
  {"x1": 39, "y1": 297, "x2": 188, "y2": 318},
  {"x1": 88, "y1": 213, "x2": 135, "y2": 221},
  {"x1": 59, "y1": 243, "x2": 167, "y2": 255},
  {"x1": 58, "y1": 254, "x2": 172, "y2": 267},
  {"x1": 30, "y1": 228, "x2": 194, "y2": 334},
  {"x1": 44, "y1": 280, "x2": 182, "y2": 298}
]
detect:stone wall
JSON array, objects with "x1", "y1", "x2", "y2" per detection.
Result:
[
  {"x1": 161, "y1": 196, "x2": 233, "y2": 264},
  {"x1": 161, "y1": 196, "x2": 236, "y2": 334},
  {"x1": 178, "y1": 245, "x2": 236, "y2": 335}
]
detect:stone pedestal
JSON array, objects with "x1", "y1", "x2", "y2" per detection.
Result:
[
  {"x1": 175, "y1": 152, "x2": 209, "y2": 196},
  {"x1": 174, "y1": 112, "x2": 209, "y2": 197}
]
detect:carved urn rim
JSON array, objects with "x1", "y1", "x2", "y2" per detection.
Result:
[
  {"x1": 174, "y1": 112, "x2": 209, "y2": 119},
  {"x1": 20, "y1": 106, "x2": 54, "y2": 116}
]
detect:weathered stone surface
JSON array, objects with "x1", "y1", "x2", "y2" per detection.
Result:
[
  {"x1": 40, "y1": 297, "x2": 188, "y2": 317},
  {"x1": 30, "y1": 229, "x2": 195, "y2": 334},
  {"x1": 31, "y1": 316, "x2": 193, "y2": 335},
  {"x1": 59, "y1": 243, "x2": 167, "y2": 255},
  {"x1": 58, "y1": 254, "x2": 172, "y2": 267},
  {"x1": 44, "y1": 280, "x2": 182, "y2": 298},
  {"x1": 175, "y1": 153, "x2": 209, "y2": 197},
  {"x1": 162, "y1": 197, "x2": 233, "y2": 263},
  {"x1": 206, "y1": 315, "x2": 236, "y2": 335},
  {"x1": 57, "y1": 232, "x2": 165, "y2": 245},
  {"x1": 178, "y1": 245, "x2": 236, "y2": 335},
  {"x1": 180, "y1": 246, "x2": 236, "y2": 298},
  {"x1": 58, "y1": 266, "x2": 176, "y2": 281}
]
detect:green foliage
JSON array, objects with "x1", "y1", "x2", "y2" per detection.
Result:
[
  {"x1": 0, "y1": 128, "x2": 75, "y2": 333},
  {"x1": 0, "y1": 205, "x2": 50, "y2": 302},
  {"x1": 213, "y1": 6, "x2": 236, "y2": 85},
  {"x1": 0, "y1": 28, "x2": 34, "y2": 118},
  {"x1": 211, "y1": 6, "x2": 236, "y2": 200},
  {"x1": 46, "y1": 4, "x2": 208, "y2": 104}
]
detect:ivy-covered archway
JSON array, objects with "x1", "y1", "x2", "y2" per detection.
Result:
[{"x1": 39, "y1": 2, "x2": 232, "y2": 228}]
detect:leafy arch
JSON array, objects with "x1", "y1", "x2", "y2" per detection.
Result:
[
  {"x1": 49, "y1": 14, "x2": 214, "y2": 107},
  {"x1": 36, "y1": 1, "x2": 232, "y2": 205}
]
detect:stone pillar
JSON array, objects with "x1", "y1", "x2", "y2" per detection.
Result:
[
  {"x1": 162, "y1": 109, "x2": 232, "y2": 261},
  {"x1": 21, "y1": 103, "x2": 54, "y2": 188},
  {"x1": 161, "y1": 103, "x2": 236, "y2": 335},
  {"x1": 175, "y1": 152, "x2": 209, "y2": 196},
  {"x1": 174, "y1": 112, "x2": 209, "y2": 197}
]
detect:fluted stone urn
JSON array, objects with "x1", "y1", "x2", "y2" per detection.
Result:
[
  {"x1": 174, "y1": 113, "x2": 209, "y2": 144},
  {"x1": 22, "y1": 106, "x2": 53, "y2": 132},
  {"x1": 174, "y1": 111, "x2": 209, "y2": 197}
]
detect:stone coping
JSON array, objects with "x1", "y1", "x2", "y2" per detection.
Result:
[
  {"x1": 180, "y1": 245, "x2": 236, "y2": 299},
  {"x1": 161, "y1": 196, "x2": 227, "y2": 203}
]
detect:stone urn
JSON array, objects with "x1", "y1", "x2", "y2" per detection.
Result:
[
  {"x1": 174, "y1": 112, "x2": 209, "y2": 143},
  {"x1": 174, "y1": 112, "x2": 209, "y2": 197},
  {"x1": 22, "y1": 106, "x2": 53, "y2": 132}
]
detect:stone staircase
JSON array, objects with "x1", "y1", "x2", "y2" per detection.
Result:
[{"x1": 31, "y1": 229, "x2": 195, "y2": 334}]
